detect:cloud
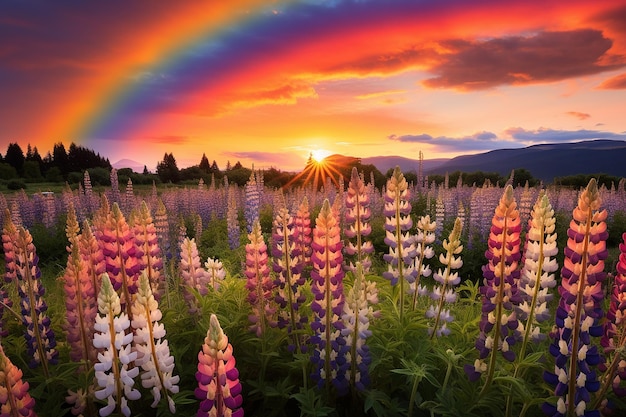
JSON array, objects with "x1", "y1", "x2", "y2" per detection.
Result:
[
  {"x1": 221, "y1": 151, "x2": 304, "y2": 166},
  {"x1": 504, "y1": 127, "x2": 626, "y2": 142},
  {"x1": 145, "y1": 135, "x2": 191, "y2": 145},
  {"x1": 220, "y1": 82, "x2": 318, "y2": 113},
  {"x1": 355, "y1": 89, "x2": 405, "y2": 100},
  {"x1": 387, "y1": 131, "x2": 517, "y2": 151},
  {"x1": 423, "y1": 29, "x2": 623, "y2": 90},
  {"x1": 566, "y1": 111, "x2": 591, "y2": 120},
  {"x1": 598, "y1": 72, "x2": 626, "y2": 89}
]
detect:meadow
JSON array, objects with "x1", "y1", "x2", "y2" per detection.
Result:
[{"x1": 1, "y1": 167, "x2": 626, "y2": 417}]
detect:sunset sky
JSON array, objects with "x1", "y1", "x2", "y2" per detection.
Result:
[{"x1": 2, "y1": 0, "x2": 626, "y2": 171}]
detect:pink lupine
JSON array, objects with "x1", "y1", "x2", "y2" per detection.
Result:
[
  {"x1": 195, "y1": 314, "x2": 243, "y2": 417},
  {"x1": 0, "y1": 344, "x2": 36, "y2": 417},
  {"x1": 294, "y1": 196, "x2": 312, "y2": 269},
  {"x1": 79, "y1": 220, "x2": 106, "y2": 301},
  {"x1": 179, "y1": 237, "x2": 210, "y2": 314},
  {"x1": 245, "y1": 220, "x2": 275, "y2": 337},
  {"x1": 344, "y1": 167, "x2": 374, "y2": 274},
  {"x1": 132, "y1": 201, "x2": 163, "y2": 300}
]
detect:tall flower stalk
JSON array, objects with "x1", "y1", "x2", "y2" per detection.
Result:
[
  {"x1": 179, "y1": 237, "x2": 209, "y2": 314},
  {"x1": 294, "y1": 197, "x2": 312, "y2": 269},
  {"x1": 130, "y1": 272, "x2": 179, "y2": 413},
  {"x1": 344, "y1": 167, "x2": 373, "y2": 274},
  {"x1": 382, "y1": 167, "x2": 416, "y2": 322},
  {"x1": 205, "y1": 258, "x2": 226, "y2": 291},
  {"x1": 93, "y1": 273, "x2": 140, "y2": 417},
  {"x1": 543, "y1": 179, "x2": 607, "y2": 417},
  {"x1": 195, "y1": 314, "x2": 243, "y2": 417},
  {"x1": 132, "y1": 201, "x2": 163, "y2": 300},
  {"x1": 0, "y1": 344, "x2": 36, "y2": 417},
  {"x1": 245, "y1": 220, "x2": 275, "y2": 337},
  {"x1": 412, "y1": 215, "x2": 436, "y2": 310},
  {"x1": 310, "y1": 199, "x2": 348, "y2": 395},
  {"x1": 465, "y1": 185, "x2": 521, "y2": 391}
]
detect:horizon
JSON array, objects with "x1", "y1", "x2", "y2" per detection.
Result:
[{"x1": 2, "y1": 1, "x2": 626, "y2": 171}]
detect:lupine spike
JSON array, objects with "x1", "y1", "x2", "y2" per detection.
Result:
[
  {"x1": 133, "y1": 201, "x2": 164, "y2": 300},
  {"x1": 344, "y1": 167, "x2": 374, "y2": 274},
  {"x1": 411, "y1": 215, "x2": 437, "y2": 310},
  {"x1": 543, "y1": 179, "x2": 607, "y2": 417},
  {"x1": 205, "y1": 258, "x2": 226, "y2": 291},
  {"x1": 310, "y1": 199, "x2": 349, "y2": 394},
  {"x1": 93, "y1": 273, "x2": 140, "y2": 417},
  {"x1": 426, "y1": 217, "x2": 463, "y2": 339},
  {"x1": 1, "y1": 211, "x2": 16, "y2": 338},
  {"x1": 382, "y1": 167, "x2": 417, "y2": 321},
  {"x1": 195, "y1": 314, "x2": 243, "y2": 417},
  {"x1": 179, "y1": 237, "x2": 210, "y2": 314},
  {"x1": 294, "y1": 196, "x2": 312, "y2": 269},
  {"x1": 130, "y1": 272, "x2": 180, "y2": 413},
  {"x1": 465, "y1": 185, "x2": 521, "y2": 387},
  {"x1": 245, "y1": 220, "x2": 275, "y2": 337},
  {"x1": 227, "y1": 186, "x2": 240, "y2": 250},
  {"x1": 80, "y1": 220, "x2": 106, "y2": 302},
  {"x1": 0, "y1": 344, "x2": 36, "y2": 417}
]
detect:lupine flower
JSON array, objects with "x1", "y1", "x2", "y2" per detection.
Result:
[
  {"x1": 543, "y1": 179, "x2": 607, "y2": 417},
  {"x1": 466, "y1": 185, "x2": 521, "y2": 384},
  {"x1": 516, "y1": 192, "x2": 557, "y2": 351},
  {"x1": 598, "y1": 231, "x2": 626, "y2": 407},
  {"x1": 294, "y1": 197, "x2": 312, "y2": 268},
  {"x1": 382, "y1": 167, "x2": 417, "y2": 321},
  {"x1": 154, "y1": 199, "x2": 171, "y2": 261},
  {"x1": 131, "y1": 272, "x2": 179, "y2": 413},
  {"x1": 342, "y1": 262, "x2": 378, "y2": 392},
  {"x1": 411, "y1": 215, "x2": 436, "y2": 309},
  {"x1": 195, "y1": 314, "x2": 243, "y2": 417},
  {"x1": 0, "y1": 344, "x2": 36, "y2": 417},
  {"x1": 179, "y1": 237, "x2": 210, "y2": 314},
  {"x1": 426, "y1": 217, "x2": 463, "y2": 339},
  {"x1": 310, "y1": 199, "x2": 349, "y2": 394},
  {"x1": 227, "y1": 186, "x2": 240, "y2": 250},
  {"x1": 245, "y1": 220, "x2": 276, "y2": 337},
  {"x1": 93, "y1": 273, "x2": 140, "y2": 417},
  {"x1": 1, "y1": 212, "x2": 16, "y2": 338},
  {"x1": 205, "y1": 257, "x2": 226, "y2": 291},
  {"x1": 132, "y1": 201, "x2": 164, "y2": 300},
  {"x1": 79, "y1": 220, "x2": 106, "y2": 303},
  {"x1": 344, "y1": 167, "x2": 374, "y2": 274},
  {"x1": 244, "y1": 170, "x2": 260, "y2": 233},
  {"x1": 109, "y1": 168, "x2": 120, "y2": 205},
  {"x1": 272, "y1": 204, "x2": 307, "y2": 352},
  {"x1": 14, "y1": 226, "x2": 58, "y2": 375}
]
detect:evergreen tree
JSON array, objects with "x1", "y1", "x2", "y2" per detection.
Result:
[
  {"x1": 4, "y1": 143, "x2": 25, "y2": 175},
  {"x1": 199, "y1": 153, "x2": 211, "y2": 172},
  {"x1": 156, "y1": 152, "x2": 180, "y2": 183}
]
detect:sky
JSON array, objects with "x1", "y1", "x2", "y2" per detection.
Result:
[{"x1": 1, "y1": 0, "x2": 626, "y2": 172}]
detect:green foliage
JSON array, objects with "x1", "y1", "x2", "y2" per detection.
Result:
[{"x1": 6, "y1": 178, "x2": 26, "y2": 190}]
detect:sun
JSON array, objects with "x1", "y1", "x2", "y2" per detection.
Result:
[{"x1": 311, "y1": 149, "x2": 332, "y2": 163}]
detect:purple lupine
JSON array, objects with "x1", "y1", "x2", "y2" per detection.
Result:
[
  {"x1": 543, "y1": 179, "x2": 607, "y2": 417},
  {"x1": 344, "y1": 167, "x2": 374, "y2": 274},
  {"x1": 310, "y1": 199, "x2": 349, "y2": 395},
  {"x1": 341, "y1": 262, "x2": 378, "y2": 392},
  {"x1": 466, "y1": 185, "x2": 521, "y2": 386},
  {"x1": 245, "y1": 220, "x2": 275, "y2": 337},
  {"x1": 272, "y1": 204, "x2": 307, "y2": 352},
  {"x1": 598, "y1": 231, "x2": 626, "y2": 410},
  {"x1": 14, "y1": 226, "x2": 58, "y2": 375},
  {"x1": 426, "y1": 217, "x2": 463, "y2": 339},
  {"x1": 0, "y1": 344, "x2": 36, "y2": 417},
  {"x1": 195, "y1": 314, "x2": 243, "y2": 417},
  {"x1": 227, "y1": 186, "x2": 240, "y2": 250},
  {"x1": 179, "y1": 237, "x2": 210, "y2": 314},
  {"x1": 244, "y1": 170, "x2": 261, "y2": 233},
  {"x1": 382, "y1": 167, "x2": 417, "y2": 321},
  {"x1": 1, "y1": 211, "x2": 16, "y2": 338}
]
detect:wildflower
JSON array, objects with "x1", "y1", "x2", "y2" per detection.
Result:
[
  {"x1": 132, "y1": 201, "x2": 164, "y2": 300},
  {"x1": 244, "y1": 169, "x2": 261, "y2": 233},
  {"x1": 227, "y1": 186, "x2": 240, "y2": 250},
  {"x1": 344, "y1": 167, "x2": 374, "y2": 274},
  {"x1": 195, "y1": 314, "x2": 243, "y2": 417},
  {"x1": 179, "y1": 237, "x2": 210, "y2": 314},
  {"x1": 0, "y1": 344, "x2": 36, "y2": 417},
  {"x1": 245, "y1": 220, "x2": 275, "y2": 336},
  {"x1": 93, "y1": 273, "x2": 140, "y2": 417},
  {"x1": 543, "y1": 179, "x2": 607, "y2": 417},
  {"x1": 412, "y1": 215, "x2": 437, "y2": 309},
  {"x1": 272, "y1": 203, "x2": 306, "y2": 351},
  {"x1": 310, "y1": 199, "x2": 349, "y2": 394},
  {"x1": 427, "y1": 217, "x2": 463, "y2": 338},
  {"x1": 382, "y1": 167, "x2": 417, "y2": 320},
  {"x1": 294, "y1": 196, "x2": 312, "y2": 268},
  {"x1": 342, "y1": 262, "x2": 378, "y2": 391},
  {"x1": 466, "y1": 185, "x2": 521, "y2": 384},
  {"x1": 1, "y1": 212, "x2": 16, "y2": 338},
  {"x1": 205, "y1": 257, "x2": 226, "y2": 291},
  {"x1": 131, "y1": 273, "x2": 179, "y2": 413}
]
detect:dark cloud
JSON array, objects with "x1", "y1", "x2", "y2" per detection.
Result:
[
  {"x1": 505, "y1": 127, "x2": 626, "y2": 142},
  {"x1": 387, "y1": 131, "x2": 515, "y2": 151},
  {"x1": 423, "y1": 29, "x2": 623, "y2": 90},
  {"x1": 566, "y1": 111, "x2": 591, "y2": 120}
]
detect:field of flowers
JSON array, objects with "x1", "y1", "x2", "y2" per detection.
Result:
[{"x1": 1, "y1": 167, "x2": 626, "y2": 417}]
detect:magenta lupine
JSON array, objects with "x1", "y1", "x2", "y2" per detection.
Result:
[
  {"x1": 131, "y1": 273, "x2": 179, "y2": 413},
  {"x1": 598, "y1": 231, "x2": 626, "y2": 409},
  {"x1": 132, "y1": 201, "x2": 164, "y2": 300},
  {"x1": 205, "y1": 258, "x2": 226, "y2": 291},
  {"x1": 79, "y1": 220, "x2": 106, "y2": 302},
  {"x1": 382, "y1": 167, "x2": 417, "y2": 321},
  {"x1": 179, "y1": 237, "x2": 210, "y2": 314},
  {"x1": 411, "y1": 215, "x2": 437, "y2": 309},
  {"x1": 195, "y1": 314, "x2": 243, "y2": 417},
  {"x1": 344, "y1": 167, "x2": 374, "y2": 274},
  {"x1": 294, "y1": 196, "x2": 312, "y2": 268},
  {"x1": 543, "y1": 179, "x2": 607, "y2": 417},
  {"x1": 426, "y1": 217, "x2": 463, "y2": 339},
  {"x1": 272, "y1": 204, "x2": 307, "y2": 352},
  {"x1": 245, "y1": 220, "x2": 276, "y2": 337},
  {"x1": 466, "y1": 185, "x2": 521, "y2": 387},
  {"x1": 93, "y1": 273, "x2": 140, "y2": 417},
  {"x1": 0, "y1": 344, "x2": 36, "y2": 417},
  {"x1": 310, "y1": 199, "x2": 349, "y2": 394},
  {"x1": 342, "y1": 262, "x2": 378, "y2": 392},
  {"x1": 14, "y1": 226, "x2": 58, "y2": 375}
]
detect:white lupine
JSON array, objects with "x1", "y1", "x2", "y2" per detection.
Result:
[
  {"x1": 205, "y1": 257, "x2": 226, "y2": 291},
  {"x1": 411, "y1": 215, "x2": 436, "y2": 309},
  {"x1": 131, "y1": 272, "x2": 179, "y2": 413},
  {"x1": 93, "y1": 273, "x2": 140, "y2": 417}
]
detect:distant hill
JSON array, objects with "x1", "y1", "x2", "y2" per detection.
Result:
[
  {"x1": 112, "y1": 159, "x2": 145, "y2": 173},
  {"x1": 429, "y1": 140, "x2": 626, "y2": 182},
  {"x1": 362, "y1": 155, "x2": 449, "y2": 173}
]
